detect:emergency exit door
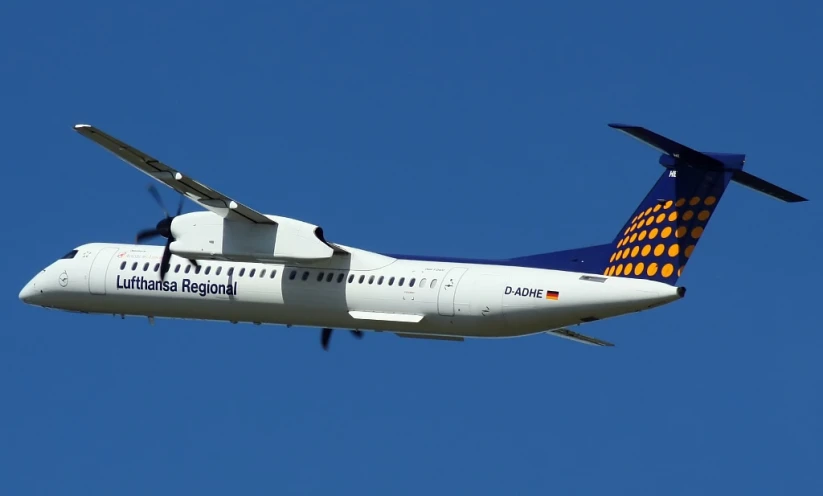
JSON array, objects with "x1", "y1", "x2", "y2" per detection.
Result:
[{"x1": 437, "y1": 267, "x2": 468, "y2": 316}]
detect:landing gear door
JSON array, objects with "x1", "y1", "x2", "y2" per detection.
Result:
[
  {"x1": 88, "y1": 247, "x2": 119, "y2": 295},
  {"x1": 437, "y1": 267, "x2": 468, "y2": 316}
]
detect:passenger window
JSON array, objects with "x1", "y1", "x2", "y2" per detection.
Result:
[
  {"x1": 238, "y1": 268, "x2": 245, "y2": 277},
  {"x1": 185, "y1": 265, "x2": 191, "y2": 274},
  {"x1": 260, "y1": 269, "x2": 266, "y2": 278},
  {"x1": 249, "y1": 268, "x2": 256, "y2": 277},
  {"x1": 270, "y1": 270, "x2": 277, "y2": 279},
  {"x1": 120, "y1": 261, "x2": 126, "y2": 270},
  {"x1": 337, "y1": 273, "x2": 345, "y2": 283},
  {"x1": 215, "y1": 266, "x2": 222, "y2": 275},
  {"x1": 358, "y1": 275, "x2": 365, "y2": 283},
  {"x1": 430, "y1": 279, "x2": 437, "y2": 288},
  {"x1": 378, "y1": 276, "x2": 384, "y2": 285},
  {"x1": 175, "y1": 264, "x2": 181, "y2": 273},
  {"x1": 302, "y1": 271, "x2": 309, "y2": 281},
  {"x1": 131, "y1": 262, "x2": 137, "y2": 270},
  {"x1": 388, "y1": 276, "x2": 394, "y2": 285},
  {"x1": 227, "y1": 267, "x2": 234, "y2": 276},
  {"x1": 409, "y1": 278, "x2": 415, "y2": 286},
  {"x1": 153, "y1": 263, "x2": 159, "y2": 272},
  {"x1": 348, "y1": 274, "x2": 355, "y2": 283},
  {"x1": 398, "y1": 277, "x2": 405, "y2": 286},
  {"x1": 143, "y1": 263, "x2": 150, "y2": 271},
  {"x1": 205, "y1": 266, "x2": 211, "y2": 275},
  {"x1": 317, "y1": 272, "x2": 324, "y2": 281},
  {"x1": 326, "y1": 272, "x2": 334, "y2": 282},
  {"x1": 419, "y1": 278, "x2": 426, "y2": 287},
  {"x1": 368, "y1": 275, "x2": 374, "y2": 284},
  {"x1": 289, "y1": 270, "x2": 297, "y2": 280},
  {"x1": 195, "y1": 265, "x2": 201, "y2": 274}
]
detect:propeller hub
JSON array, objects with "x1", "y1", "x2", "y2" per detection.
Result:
[
  {"x1": 156, "y1": 217, "x2": 173, "y2": 239},
  {"x1": 134, "y1": 184, "x2": 194, "y2": 281}
]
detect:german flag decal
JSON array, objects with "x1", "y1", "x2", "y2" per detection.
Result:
[{"x1": 545, "y1": 290, "x2": 559, "y2": 300}]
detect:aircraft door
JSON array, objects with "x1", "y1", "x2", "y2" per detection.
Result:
[
  {"x1": 88, "y1": 247, "x2": 119, "y2": 295},
  {"x1": 437, "y1": 267, "x2": 468, "y2": 316}
]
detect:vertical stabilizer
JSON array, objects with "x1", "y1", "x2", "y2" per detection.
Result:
[{"x1": 601, "y1": 123, "x2": 806, "y2": 284}]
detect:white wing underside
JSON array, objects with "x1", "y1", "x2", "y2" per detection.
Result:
[{"x1": 73, "y1": 124, "x2": 275, "y2": 225}]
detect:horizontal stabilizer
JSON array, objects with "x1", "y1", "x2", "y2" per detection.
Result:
[
  {"x1": 609, "y1": 123, "x2": 807, "y2": 203},
  {"x1": 547, "y1": 328, "x2": 614, "y2": 347},
  {"x1": 731, "y1": 170, "x2": 807, "y2": 202},
  {"x1": 609, "y1": 123, "x2": 726, "y2": 171}
]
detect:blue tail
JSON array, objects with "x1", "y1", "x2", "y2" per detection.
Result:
[{"x1": 511, "y1": 124, "x2": 807, "y2": 284}]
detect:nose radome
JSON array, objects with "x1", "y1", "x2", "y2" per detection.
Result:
[{"x1": 19, "y1": 279, "x2": 38, "y2": 303}]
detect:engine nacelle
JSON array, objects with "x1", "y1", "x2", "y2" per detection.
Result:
[{"x1": 168, "y1": 211, "x2": 339, "y2": 262}]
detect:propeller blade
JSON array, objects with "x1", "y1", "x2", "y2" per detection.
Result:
[
  {"x1": 136, "y1": 228, "x2": 162, "y2": 243},
  {"x1": 321, "y1": 328, "x2": 333, "y2": 350},
  {"x1": 159, "y1": 238, "x2": 173, "y2": 280},
  {"x1": 137, "y1": 184, "x2": 190, "y2": 281},
  {"x1": 147, "y1": 184, "x2": 169, "y2": 218}
]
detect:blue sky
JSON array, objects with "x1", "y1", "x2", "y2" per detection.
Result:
[{"x1": 2, "y1": 1, "x2": 821, "y2": 494}]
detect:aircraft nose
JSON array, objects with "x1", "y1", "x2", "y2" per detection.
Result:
[
  {"x1": 19, "y1": 271, "x2": 45, "y2": 304},
  {"x1": 19, "y1": 280, "x2": 37, "y2": 303}
]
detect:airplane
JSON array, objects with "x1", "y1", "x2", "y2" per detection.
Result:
[{"x1": 18, "y1": 123, "x2": 807, "y2": 350}]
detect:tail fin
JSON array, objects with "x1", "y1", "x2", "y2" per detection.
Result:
[{"x1": 602, "y1": 124, "x2": 807, "y2": 284}]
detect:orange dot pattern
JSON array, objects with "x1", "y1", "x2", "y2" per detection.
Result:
[{"x1": 604, "y1": 193, "x2": 719, "y2": 282}]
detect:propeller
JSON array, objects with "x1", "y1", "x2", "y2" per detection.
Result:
[
  {"x1": 135, "y1": 184, "x2": 198, "y2": 280},
  {"x1": 321, "y1": 328, "x2": 363, "y2": 350}
]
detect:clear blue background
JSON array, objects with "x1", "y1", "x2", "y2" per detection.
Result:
[{"x1": 2, "y1": 1, "x2": 821, "y2": 494}]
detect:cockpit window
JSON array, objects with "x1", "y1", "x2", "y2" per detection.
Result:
[{"x1": 60, "y1": 250, "x2": 78, "y2": 259}]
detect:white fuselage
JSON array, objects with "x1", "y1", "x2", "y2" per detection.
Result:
[{"x1": 19, "y1": 242, "x2": 684, "y2": 339}]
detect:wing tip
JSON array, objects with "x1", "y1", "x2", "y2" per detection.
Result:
[{"x1": 74, "y1": 123, "x2": 92, "y2": 130}]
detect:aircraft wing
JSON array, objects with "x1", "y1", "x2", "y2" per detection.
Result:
[{"x1": 73, "y1": 124, "x2": 276, "y2": 225}]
